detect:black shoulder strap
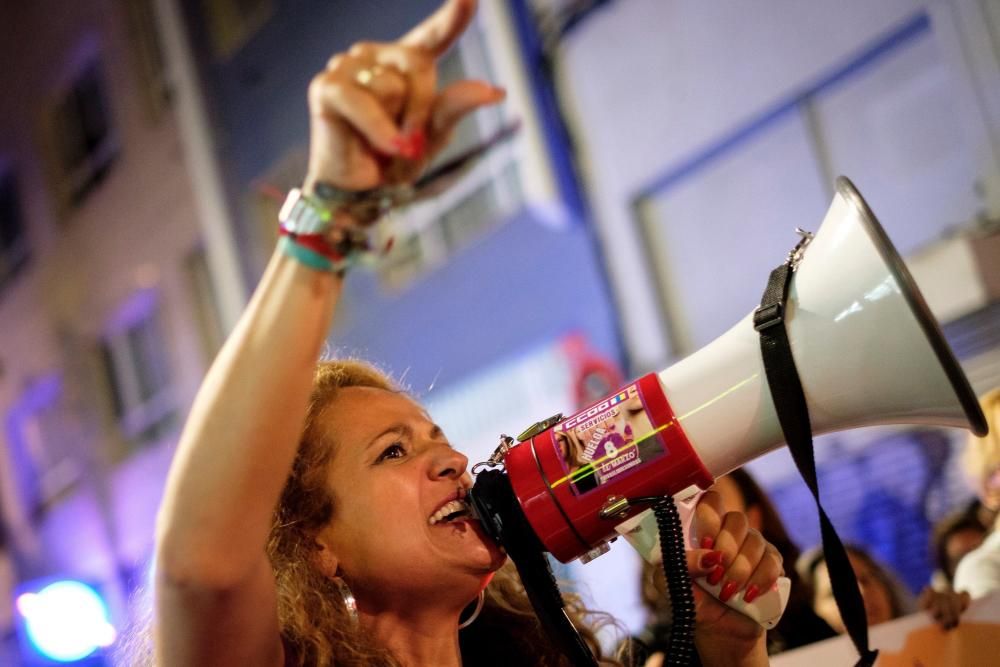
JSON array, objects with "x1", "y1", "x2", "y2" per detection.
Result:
[
  {"x1": 754, "y1": 262, "x2": 878, "y2": 667},
  {"x1": 470, "y1": 470, "x2": 598, "y2": 666}
]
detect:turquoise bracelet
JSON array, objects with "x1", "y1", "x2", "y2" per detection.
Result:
[{"x1": 279, "y1": 236, "x2": 335, "y2": 273}]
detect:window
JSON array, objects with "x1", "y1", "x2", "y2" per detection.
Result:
[
  {"x1": 99, "y1": 291, "x2": 176, "y2": 449},
  {"x1": 0, "y1": 164, "x2": 29, "y2": 288},
  {"x1": 46, "y1": 56, "x2": 118, "y2": 212}
]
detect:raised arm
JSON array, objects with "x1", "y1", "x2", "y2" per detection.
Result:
[{"x1": 152, "y1": 1, "x2": 503, "y2": 664}]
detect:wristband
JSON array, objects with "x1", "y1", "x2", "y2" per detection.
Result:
[
  {"x1": 278, "y1": 236, "x2": 335, "y2": 273},
  {"x1": 279, "y1": 188, "x2": 380, "y2": 271},
  {"x1": 279, "y1": 228, "x2": 343, "y2": 261}
]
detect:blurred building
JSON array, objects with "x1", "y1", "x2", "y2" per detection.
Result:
[
  {"x1": 0, "y1": 0, "x2": 223, "y2": 662},
  {"x1": 0, "y1": 0, "x2": 999, "y2": 662}
]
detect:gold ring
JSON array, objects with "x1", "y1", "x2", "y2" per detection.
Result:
[{"x1": 355, "y1": 65, "x2": 384, "y2": 87}]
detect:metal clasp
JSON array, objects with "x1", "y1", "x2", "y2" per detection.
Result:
[
  {"x1": 785, "y1": 228, "x2": 814, "y2": 271},
  {"x1": 471, "y1": 434, "x2": 516, "y2": 474}
]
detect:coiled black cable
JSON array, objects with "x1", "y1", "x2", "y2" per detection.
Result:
[{"x1": 652, "y1": 496, "x2": 697, "y2": 667}]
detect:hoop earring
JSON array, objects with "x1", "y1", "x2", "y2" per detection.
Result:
[
  {"x1": 458, "y1": 590, "x2": 485, "y2": 630},
  {"x1": 330, "y1": 576, "x2": 358, "y2": 624}
]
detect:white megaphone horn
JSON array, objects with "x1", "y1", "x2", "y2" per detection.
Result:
[{"x1": 659, "y1": 175, "x2": 987, "y2": 480}]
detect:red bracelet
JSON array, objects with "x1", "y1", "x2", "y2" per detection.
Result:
[{"x1": 278, "y1": 228, "x2": 345, "y2": 262}]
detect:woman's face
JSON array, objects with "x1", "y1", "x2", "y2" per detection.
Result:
[
  {"x1": 315, "y1": 386, "x2": 506, "y2": 612},
  {"x1": 813, "y1": 553, "x2": 895, "y2": 633}
]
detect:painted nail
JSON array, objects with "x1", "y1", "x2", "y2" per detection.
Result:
[
  {"x1": 700, "y1": 550, "x2": 723, "y2": 569},
  {"x1": 743, "y1": 584, "x2": 760, "y2": 603},
  {"x1": 390, "y1": 135, "x2": 411, "y2": 157},
  {"x1": 407, "y1": 130, "x2": 426, "y2": 160},
  {"x1": 707, "y1": 565, "x2": 725, "y2": 586},
  {"x1": 700, "y1": 536, "x2": 715, "y2": 550},
  {"x1": 719, "y1": 581, "x2": 739, "y2": 602}
]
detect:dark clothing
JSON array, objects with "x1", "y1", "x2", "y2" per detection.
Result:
[
  {"x1": 625, "y1": 597, "x2": 836, "y2": 663},
  {"x1": 766, "y1": 598, "x2": 837, "y2": 654}
]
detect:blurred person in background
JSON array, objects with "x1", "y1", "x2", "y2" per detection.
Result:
[
  {"x1": 625, "y1": 469, "x2": 837, "y2": 663},
  {"x1": 954, "y1": 387, "x2": 1000, "y2": 599},
  {"x1": 802, "y1": 544, "x2": 913, "y2": 633},
  {"x1": 802, "y1": 543, "x2": 971, "y2": 632},
  {"x1": 929, "y1": 503, "x2": 989, "y2": 590},
  {"x1": 134, "y1": 2, "x2": 787, "y2": 666}
]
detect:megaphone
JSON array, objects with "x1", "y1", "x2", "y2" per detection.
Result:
[
  {"x1": 472, "y1": 176, "x2": 986, "y2": 564},
  {"x1": 467, "y1": 177, "x2": 988, "y2": 664}
]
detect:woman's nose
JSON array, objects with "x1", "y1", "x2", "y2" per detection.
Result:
[{"x1": 430, "y1": 445, "x2": 469, "y2": 480}]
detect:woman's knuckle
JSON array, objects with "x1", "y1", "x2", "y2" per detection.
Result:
[
  {"x1": 729, "y1": 556, "x2": 752, "y2": 580},
  {"x1": 349, "y1": 41, "x2": 376, "y2": 58},
  {"x1": 326, "y1": 54, "x2": 347, "y2": 71},
  {"x1": 307, "y1": 74, "x2": 329, "y2": 102},
  {"x1": 724, "y1": 511, "x2": 748, "y2": 531}
]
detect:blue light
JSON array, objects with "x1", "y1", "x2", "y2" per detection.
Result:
[{"x1": 16, "y1": 580, "x2": 116, "y2": 662}]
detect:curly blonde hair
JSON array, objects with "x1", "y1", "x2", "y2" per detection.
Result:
[{"x1": 124, "y1": 359, "x2": 620, "y2": 666}]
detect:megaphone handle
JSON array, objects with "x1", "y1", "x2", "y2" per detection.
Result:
[
  {"x1": 676, "y1": 493, "x2": 791, "y2": 629},
  {"x1": 694, "y1": 574, "x2": 791, "y2": 630}
]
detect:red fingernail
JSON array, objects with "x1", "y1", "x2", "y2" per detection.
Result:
[
  {"x1": 743, "y1": 584, "x2": 760, "y2": 603},
  {"x1": 407, "y1": 130, "x2": 426, "y2": 160},
  {"x1": 700, "y1": 536, "x2": 715, "y2": 550},
  {"x1": 390, "y1": 136, "x2": 411, "y2": 157},
  {"x1": 700, "y1": 550, "x2": 723, "y2": 569},
  {"x1": 720, "y1": 581, "x2": 739, "y2": 602},
  {"x1": 707, "y1": 565, "x2": 725, "y2": 586}
]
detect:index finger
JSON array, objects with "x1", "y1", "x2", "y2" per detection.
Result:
[
  {"x1": 400, "y1": 0, "x2": 476, "y2": 57},
  {"x1": 691, "y1": 489, "x2": 725, "y2": 546}
]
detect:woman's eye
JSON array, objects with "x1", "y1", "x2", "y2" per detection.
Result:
[{"x1": 376, "y1": 443, "x2": 406, "y2": 462}]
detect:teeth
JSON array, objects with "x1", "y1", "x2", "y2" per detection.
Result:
[{"x1": 429, "y1": 499, "x2": 469, "y2": 525}]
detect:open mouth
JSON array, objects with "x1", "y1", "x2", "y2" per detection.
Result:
[{"x1": 429, "y1": 498, "x2": 473, "y2": 526}]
